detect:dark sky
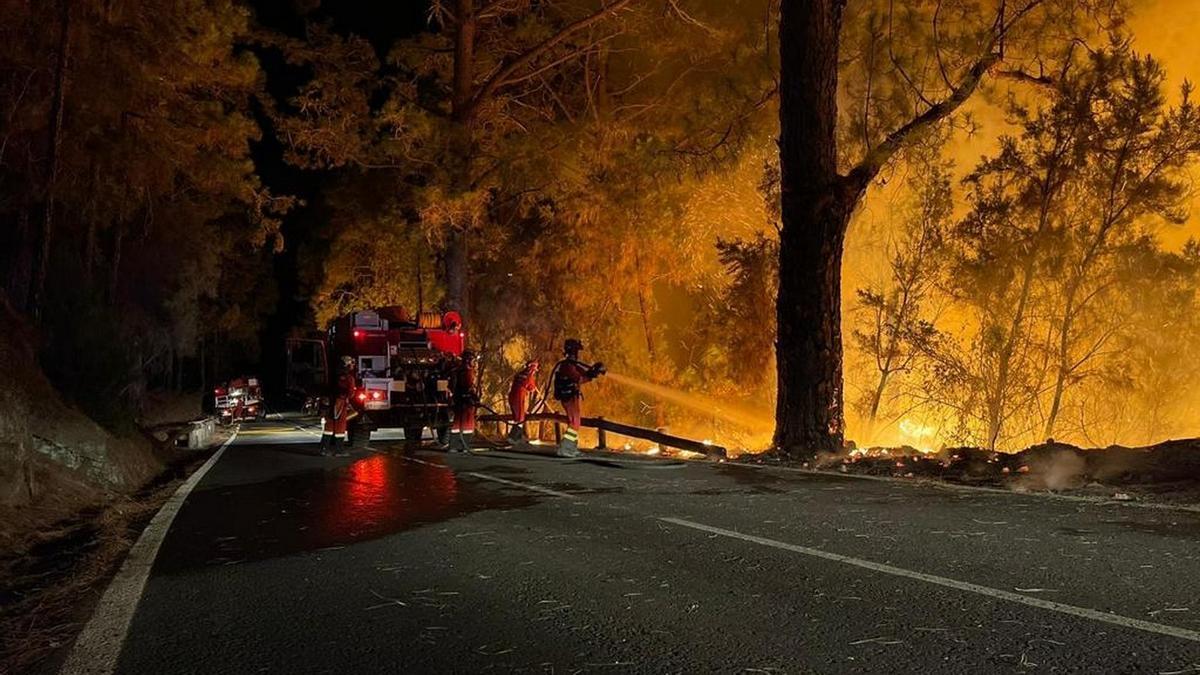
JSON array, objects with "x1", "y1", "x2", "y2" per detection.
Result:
[
  {"x1": 247, "y1": 0, "x2": 430, "y2": 385},
  {"x1": 252, "y1": 0, "x2": 428, "y2": 50}
]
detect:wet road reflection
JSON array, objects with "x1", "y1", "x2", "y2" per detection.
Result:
[{"x1": 154, "y1": 450, "x2": 539, "y2": 573}]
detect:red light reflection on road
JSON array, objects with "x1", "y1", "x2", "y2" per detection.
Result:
[{"x1": 325, "y1": 454, "x2": 461, "y2": 540}]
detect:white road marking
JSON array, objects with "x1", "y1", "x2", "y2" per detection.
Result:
[
  {"x1": 463, "y1": 472, "x2": 579, "y2": 499},
  {"x1": 60, "y1": 431, "x2": 239, "y2": 675},
  {"x1": 658, "y1": 516, "x2": 1200, "y2": 645},
  {"x1": 403, "y1": 455, "x2": 579, "y2": 499}
]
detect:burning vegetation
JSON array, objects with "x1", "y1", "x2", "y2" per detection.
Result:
[{"x1": 2, "y1": 0, "x2": 1200, "y2": 470}]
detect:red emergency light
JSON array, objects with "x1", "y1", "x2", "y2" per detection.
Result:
[{"x1": 353, "y1": 329, "x2": 364, "y2": 339}]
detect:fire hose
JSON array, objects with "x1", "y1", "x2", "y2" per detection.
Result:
[
  {"x1": 465, "y1": 399, "x2": 516, "y2": 449},
  {"x1": 461, "y1": 358, "x2": 605, "y2": 449}
]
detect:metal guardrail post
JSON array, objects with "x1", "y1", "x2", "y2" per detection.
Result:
[{"x1": 597, "y1": 417, "x2": 607, "y2": 449}]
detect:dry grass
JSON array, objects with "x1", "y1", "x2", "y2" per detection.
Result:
[{"x1": 0, "y1": 449, "x2": 210, "y2": 675}]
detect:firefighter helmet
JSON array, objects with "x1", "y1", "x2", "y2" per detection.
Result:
[
  {"x1": 564, "y1": 338, "x2": 583, "y2": 356},
  {"x1": 341, "y1": 355, "x2": 355, "y2": 369}
]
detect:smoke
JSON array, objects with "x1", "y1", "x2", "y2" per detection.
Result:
[
  {"x1": 1019, "y1": 449, "x2": 1087, "y2": 491},
  {"x1": 604, "y1": 372, "x2": 772, "y2": 432}
]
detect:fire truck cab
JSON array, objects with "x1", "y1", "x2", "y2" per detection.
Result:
[{"x1": 286, "y1": 307, "x2": 466, "y2": 447}]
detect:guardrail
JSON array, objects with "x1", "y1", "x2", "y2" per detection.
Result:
[
  {"x1": 184, "y1": 418, "x2": 216, "y2": 449},
  {"x1": 475, "y1": 412, "x2": 727, "y2": 459}
]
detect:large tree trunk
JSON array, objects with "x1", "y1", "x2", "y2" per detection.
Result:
[
  {"x1": 28, "y1": 0, "x2": 71, "y2": 320},
  {"x1": 443, "y1": 0, "x2": 477, "y2": 317},
  {"x1": 443, "y1": 230, "x2": 468, "y2": 315},
  {"x1": 109, "y1": 224, "x2": 124, "y2": 302},
  {"x1": 774, "y1": 0, "x2": 850, "y2": 456},
  {"x1": 7, "y1": 208, "x2": 32, "y2": 305}
]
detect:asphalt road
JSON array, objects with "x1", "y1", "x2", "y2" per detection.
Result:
[{"x1": 88, "y1": 420, "x2": 1200, "y2": 673}]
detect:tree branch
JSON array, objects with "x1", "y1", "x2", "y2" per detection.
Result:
[
  {"x1": 994, "y1": 67, "x2": 1056, "y2": 88},
  {"x1": 469, "y1": 0, "x2": 637, "y2": 112},
  {"x1": 498, "y1": 32, "x2": 619, "y2": 89},
  {"x1": 843, "y1": 54, "x2": 999, "y2": 195}
]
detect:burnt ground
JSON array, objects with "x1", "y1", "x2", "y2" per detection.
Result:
[
  {"x1": 764, "y1": 440, "x2": 1200, "y2": 508},
  {"x1": 37, "y1": 419, "x2": 1200, "y2": 673}
]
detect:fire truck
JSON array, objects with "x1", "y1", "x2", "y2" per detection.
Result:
[
  {"x1": 214, "y1": 376, "x2": 265, "y2": 425},
  {"x1": 286, "y1": 307, "x2": 466, "y2": 447}
]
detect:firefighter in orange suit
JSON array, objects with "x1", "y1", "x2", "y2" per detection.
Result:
[
  {"x1": 321, "y1": 356, "x2": 356, "y2": 457},
  {"x1": 507, "y1": 360, "x2": 540, "y2": 442},
  {"x1": 448, "y1": 350, "x2": 478, "y2": 453},
  {"x1": 552, "y1": 339, "x2": 604, "y2": 457}
]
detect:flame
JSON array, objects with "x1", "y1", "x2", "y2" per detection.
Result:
[{"x1": 897, "y1": 418, "x2": 939, "y2": 454}]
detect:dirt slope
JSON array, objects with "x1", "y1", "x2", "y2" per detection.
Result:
[{"x1": 0, "y1": 299, "x2": 161, "y2": 552}]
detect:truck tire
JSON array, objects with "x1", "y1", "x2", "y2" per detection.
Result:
[
  {"x1": 404, "y1": 427, "x2": 424, "y2": 448},
  {"x1": 349, "y1": 422, "x2": 371, "y2": 450}
]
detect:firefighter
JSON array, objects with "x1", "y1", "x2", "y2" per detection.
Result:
[
  {"x1": 507, "y1": 360, "x2": 540, "y2": 442},
  {"x1": 552, "y1": 338, "x2": 604, "y2": 457},
  {"x1": 229, "y1": 377, "x2": 247, "y2": 422},
  {"x1": 321, "y1": 356, "x2": 357, "y2": 457},
  {"x1": 448, "y1": 350, "x2": 478, "y2": 453}
]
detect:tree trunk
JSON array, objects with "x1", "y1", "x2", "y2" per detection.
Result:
[
  {"x1": 199, "y1": 334, "x2": 207, "y2": 393},
  {"x1": 415, "y1": 252, "x2": 425, "y2": 313},
  {"x1": 28, "y1": 0, "x2": 72, "y2": 320},
  {"x1": 109, "y1": 224, "x2": 124, "y2": 302},
  {"x1": 451, "y1": 0, "x2": 475, "y2": 122},
  {"x1": 866, "y1": 367, "x2": 890, "y2": 424},
  {"x1": 444, "y1": 0, "x2": 477, "y2": 317},
  {"x1": 1043, "y1": 300, "x2": 1075, "y2": 440},
  {"x1": 774, "y1": 0, "x2": 849, "y2": 456},
  {"x1": 984, "y1": 253, "x2": 1037, "y2": 450},
  {"x1": 8, "y1": 208, "x2": 32, "y2": 305},
  {"x1": 633, "y1": 251, "x2": 665, "y2": 428},
  {"x1": 443, "y1": 230, "x2": 468, "y2": 315},
  {"x1": 84, "y1": 220, "x2": 97, "y2": 280}
]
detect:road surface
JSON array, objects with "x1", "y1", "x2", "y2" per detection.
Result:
[{"x1": 72, "y1": 419, "x2": 1200, "y2": 673}]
